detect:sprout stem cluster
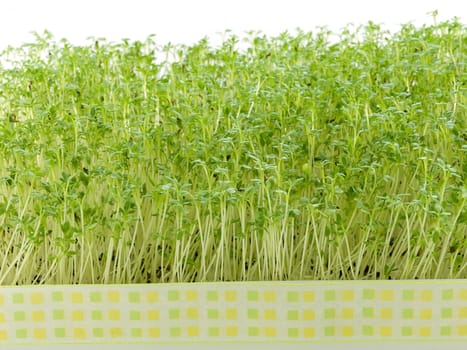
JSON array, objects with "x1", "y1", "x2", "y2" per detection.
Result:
[{"x1": 0, "y1": 18, "x2": 465, "y2": 284}]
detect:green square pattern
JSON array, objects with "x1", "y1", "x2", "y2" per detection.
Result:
[
  {"x1": 402, "y1": 308, "x2": 414, "y2": 319},
  {"x1": 402, "y1": 290, "x2": 414, "y2": 301},
  {"x1": 362, "y1": 307, "x2": 374, "y2": 318},
  {"x1": 51, "y1": 292, "x2": 64, "y2": 302},
  {"x1": 53, "y1": 309, "x2": 65, "y2": 320},
  {"x1": 247, "y1": 291, "x2": 259, "y2": 301},
  {"x1": 441, "y1": 308, "x2": 453, "y2": 318},
  {"x1": 170, "y1": 327, "x2": 181, "y2": 337},
  {"x1": 208, "y1": 327, "x2": 219, "y2": 337},
  {"x1": 16, "y1": 329, "x2": 27, "y2": 339},
  {"x1": 247, "y1": 309, "x2": 259, "y2": 319},
  {"x1": 325, "y1": 326, "x2": 335, "y2": 336},
  {"x1": 248, "y1": 327, "x2": 259, "y2": 336},
  {"x1": 13, "y1": 294, "x2": 24, "y2": 304},
  {"x1": 14, "y1": 311, "x2": 25, "y2": 321},
  {"x1": 131, "y1": 328, "x2": 142, "y2": 337},
  {"x1": 90, "y1": 292, "x2": 102, "y2": 302},
  {"x1": 363, "y1": 289, "x2": 375, "y2": 300},
  {"x1": 207, "y1": 309, "x2": 219, "y2": 319},
  {"x1": 168, "y1": 291, "x2": 179, "y2": 301},
  {"x1": 207, "y1": 291, "x2": 218, "y2": 301},
  {"x1": 287, "y1": 291, "x2": 299, "y2": 302},
  {"x1": 129, "y1": 311, "x2": 141, "y2": 320},
  {"x1": 92, "y1": 328, "x2": 104, "y2": 337},
  {"x1": 288, "y1": 328, "x2": 299, "y2": 338},
  {"x1": 287, "y1": 310, "x2": 298, "y2": 321},
  {"x1": 128, "y1": 292, "x2": 140, "y2": 303},
  {"x1": 362, "y1": 325, "x2": 373, "y2": 336},
  {"x1": 169, "y1": 309, "x2": 180, "y2": 320},
  {"x1": 401, "y1": 326, "x2": 413, "y2": 336},
  {"x1": 442, "y1": 289, "x2": 454, "y2": 300},
  {"x1": 440, "y1": 326, "x2": 452, "y2": 336},
  {"x1": 324, "y1": 308, "x2": 335, "y2": 319},
  {"x1": 91, "y1": 310, "x2": 102, "y2": 321},
  {"x1": 54, "y1": 328, "x2": 66, "y2": 338},
  {"x1": 324, "y1": 290, "x2": 336, "y2": 301}
]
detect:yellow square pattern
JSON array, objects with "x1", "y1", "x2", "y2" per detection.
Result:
[
  {"x1": 32, "y1": 311, "x2": 45, "y2": 322},
  {"x1": 303, "y1": 291, "x2": 315, "y2": 302},
  {"x1": 148, "y1": 328, "x2": 160, "y2": 338},
  {"x1": 187, "y1": 326, "x2": 199, "y2": 336},
  {"x1": 264, "y1": 327, "x2": 276, "y2": 337},
  {"x1": 419, "y1": 327, "x2": 431, "y2": 337},
  {"x1": 420, "y1": 290, "x2": 432, "y2": 302},
  {"x1": 342, "y1": 308, "x2": 354, "y2": 319},
  {"x1": 0, "y1": 282, "x2": 465, "y2": 343},
  {"x1": 186, "y1": 308, "x2": 198, "y2": 319},
  {"x1": 226, "y1": 308, "x2": 237, "y2": 320},
  {"x1": 304, "y1": 327, "x2": 315, "y2": 338},
  {"x1": 225, "y1": 291, "x2": 237, "y2": 302},
  {"x1": 33, "y1": 328, "x2": 47, "y2": 340},
  {"x1": 226, "y1": 326, "x2": 238, "y2": 337},
  {"x1": 186, "y1": 290, "x2": 198, "y2": 301},
  {"x1": 146, "y1": 291, "x2": 158, "y2": 302},
  {"x1": 342, "y1": 290, "x2": 354, "y2": 301},
  {"x1": 30, "y1": 293, "x2": 44, "y2": 305},
  {"x1": 459, "y1": 307, "x2": 467, "y2": 318},
  {"x1": 342, "y1": 326, "x2": 353, "y2": 336},
  {"x1": 380, "y1": 326, "x2": 392, "y2": 336},
  {"x1": 420, "y1": 309, "x2": 432, "y2": 320},
  {"x1": 264, "y1": 309, "x2": 276, "y2": 320},
  {"x1": 73, "y1": 328, "x2": 86, "y2": 339},
  {"x1": 72, "y1": 310, "x2": 84, "y2": 321},
  {"x1": 264, "y1": 291, "x2": 276, "y2": 302},
  {"x1": 303, "y1": 309, "x2": 315, "y2": 320},
  {"x1": 110, "y1": 328, "x2": 122, "y2": 338},
  {"x1": 458, "y1": 325, "x2": 467, "y2": 336},
  {"x1": 108, "y1": 310, "x2": 120, "y2": 321},
  {"x1": 380, "y1": 290, "x2": 394, "y2": 301},
  {"x1": 71, "y1": 293, "x2": 83, "y2": 304},
  {"x1": 380, "y1": 308, "x2": 392, "y2": 320},
  {"x1": 107, "y1": 291, "x2": 120, "y2": 302},
  {"x1": 148, "y1": 310, "x2": 159, "y2": 320}
]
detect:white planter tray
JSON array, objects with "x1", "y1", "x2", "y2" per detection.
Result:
[{"x1": 1, "y1": 280, "x2": 466, "y2": 349}]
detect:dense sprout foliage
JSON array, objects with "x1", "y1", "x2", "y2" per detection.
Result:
[{"x1": 0, "y1": 19, "x2": 465, "y2": 284}]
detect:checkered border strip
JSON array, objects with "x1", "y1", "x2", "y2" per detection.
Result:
[{"x1": 0, "y1": 280, "x2": 466, "y2": 344}]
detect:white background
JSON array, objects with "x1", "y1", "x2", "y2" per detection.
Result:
[{"x1": 0, "y1": 0, "x2": 465, "y2": 50}]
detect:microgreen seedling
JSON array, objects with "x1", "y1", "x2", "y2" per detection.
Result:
[{"x1": 0, "y1": 17, "x2": 465, "y2": 284}]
